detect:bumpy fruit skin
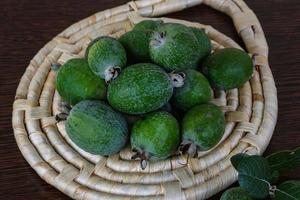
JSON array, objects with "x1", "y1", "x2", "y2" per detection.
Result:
[
  {"x1": 119, "y1": 31, "x2": 152, "y2": 62},
  {"x1": 149, "y1": 23, "x2": 203, "y2": 71},
  {"x1": 182, "y1": 103, "x2": 225, "y2": 151},
  {"x1": 220, "y1": 187, "x2": 253, "y2": 200},
  {"x1": 173, "y1": 69, "x2": 212, "y2": 111},
  {"x1": 56, "y1": 58, "x2": 106, "y2": 106},
  {"x1": 190, "y1": 27, "x2": 212, "y2": 59},
  {"x1": 65, "y1": 100, "x2": 128, "y2": 155},
  {"x1": 202, "y1": 48, "x2": 253, "y2": 90},
  {"x1": 132, "y1": 20, "x2": 163, "y2": 31},
  {"x1": 131, "y1": 111, "x2": 180, "y2": 160},
  {"x1": 86, "y1": 36, "x2": 127, "y2": 79},
  {"x1": 107, "y1": 63, "x2": 173, "y2": 114}
]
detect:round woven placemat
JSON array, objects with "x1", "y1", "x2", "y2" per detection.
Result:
[{"x1": 12, "y1": 0, "x2": 277, "y2": 199}]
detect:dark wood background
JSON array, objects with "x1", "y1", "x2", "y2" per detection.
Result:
[{"x1": 0, "y1": 0, "x2": 299, "y2": 199}]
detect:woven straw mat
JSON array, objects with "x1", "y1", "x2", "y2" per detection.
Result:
[{"x1": 12, "y1": 0, "x2": 277, "y2": 199}]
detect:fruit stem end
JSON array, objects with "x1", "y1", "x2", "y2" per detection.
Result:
[
  {"x1": 178, "y1": 141, "x2": 198, "y2": 158},
  {"x1": 104, "y1": 66, "x2": 121, "y2": 83},
  {"x1": 150, "y1": 31, "x2": 166, "y2": 47},
  {"x1": 51, "y1": 63, "x2": 61, "y2": 71},
  {"x1": 55, "y1": 113, "x2": 69, "y2": 122},
  {"x1": 170, "y1": 72, "x2": 185, "y2": 88},
  {"x1": 131, "y1": 149, "x2": 150, "y2": 170}
]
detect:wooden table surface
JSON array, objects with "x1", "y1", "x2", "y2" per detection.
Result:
[{"x1": 1, "y1": 0, "x2": 300, "y2": 199}]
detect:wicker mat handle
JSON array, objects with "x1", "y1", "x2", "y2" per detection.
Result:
[{"x1": 129, "y1": 0, "x2": 268, "y2": 54}]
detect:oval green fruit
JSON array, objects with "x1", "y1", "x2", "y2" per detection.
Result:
[
  {"x1": 190, "y1": 27, "x2": 212, "y2": 59},
  {"x1": 173, "y1": 69, "x2": 212, "y2": 111},
  {"x1": 56, "y1": 58, "x2": 106, "y2": 106},
  {"x1": 119, "y1": 30, "x2": 152, "y2": 62},
  {"x1": 86, "y1": 36, "x2": 127, "y2": 82},
  {"x1": 65, "y1": 100, "x2": 128, "y2": 155},
  {"x1": 181, "y1": 103, "x2": 225, "y2": 156},
  {"x1": 220, "y1": 187, "x2": 253, "y2": 200},
  {"x1": 203, "y1": 48, "x2": 253, "y2": 90},
  {"x1": 131, "y1": 111, "x2": 180, "y2": 169},
  {"x1": 133, "y1": 20, "x2": 163, "y2": 31},
  {"x1": 149, "y1": 23, "x2": 205, "y2": 71},
  {"x1": 119, "y1": 20, "x2": 162, "y2": 63},
  {"x1": 107, "y1": 63, "x2": 173, "y2": 114}
]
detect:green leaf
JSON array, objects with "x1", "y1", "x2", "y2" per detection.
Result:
[
  {"x1": 270, "y1": 170, "x2": 280, "y2": 184},
  {"x1": 220, "y1": 187, "x2": 254, "y2": 200},
  {"x1": 274, "y1": 180, "x2": 300, "y2": 200},
  {"x1": 232, "y1": 154, "x2": 272, "y2": 199},
  {"x1": 266, "y1": 147, "x2": 300, "y2": 179},
  {"x1": 231, "y1": 153, "x2": 249, "y2": 169}
]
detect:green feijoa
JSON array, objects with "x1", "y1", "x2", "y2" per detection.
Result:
[
  {"x1": 173, "y1": 69, "x2": 212, "y2": 111},
  {"x1": 131, "y1": 111, "x2": 180, "y2": 169},
  {"x1": 180, "y1": 103, "x2": 225, "y2": 156},
  {"x1": 119, "y1": 20, "x2": 162, "y2": 63},
  {"x1": 202, "y1": 48, "x2": 253, "y2": 90},
  {"x1": 107, "y1": 63, "x2": 173, "y2": 114},
  {"x1": 119, "y1": 30, "x2": 152, "y2": 62},
  {"x1": 56, "y1": 58, "x2": 106, "y2": 106},
  {"x1": 149, "y1": 23, "x2": 203, "y2": 71},
  {"x1": 132, "y1": 20, "x2": 163, "y2": 31},
  {"x1": 86, "y1": 36, "x2": 127, "y2": 82},
  {"x1": 190, "y1": 27, "x2": 212, "y2": 59},
  {"x1": 65, "y1": 100, "x2": 128, "y2": 155}
]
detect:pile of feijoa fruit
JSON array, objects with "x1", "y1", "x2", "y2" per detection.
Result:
[{"x1": 55, "y1": 20, "x2": 253, "y2": 169}]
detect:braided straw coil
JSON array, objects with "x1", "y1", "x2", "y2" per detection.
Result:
[{"x1": 12, "y1": 0, "x2": 277, "y2": 199}]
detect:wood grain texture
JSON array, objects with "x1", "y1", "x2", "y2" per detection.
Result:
[{"x1": 0, "y1": 0, "x2": 299, "y2": 199}]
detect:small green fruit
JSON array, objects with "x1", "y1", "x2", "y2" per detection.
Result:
[
  {"x1": 132, "y1": 20, "x2": 163, "y2": 31},
  {"x1": 190, "y1": 27, "x2": 212, "y2": 59},
  {"x1": 173, "y1": 69, "x2": 212, "y2": 110},
  {"x1": 149, "y1": 23, "x2": 206, "y2": 71},
  {"x1": 107, "y1": 63, "x2": 173, "y2": 114},
  {"x1": 119, "y1": 20, "x2": 162, "y2": 63},
  {"x1": 65, "y1": 100, "x2": 128, "y2": 155},
  {"x1": 203, "y1": 48, "x2": 253, "y2": 90},
  {"x1": 56, "y1": 58, "x2": 106, "y2": 106},
  {"x1": 86, "y1": 36, "x2": 127, "y2": 82},
  {"x1": 119, "y1": 31, "x2": 152, "y2": 62},
  {"x1": 180, "y1": 103, "x2": 225, "y2": 156},
  {"x1": 131, "y1": 111, "x2": 180, "y2": 169}
]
